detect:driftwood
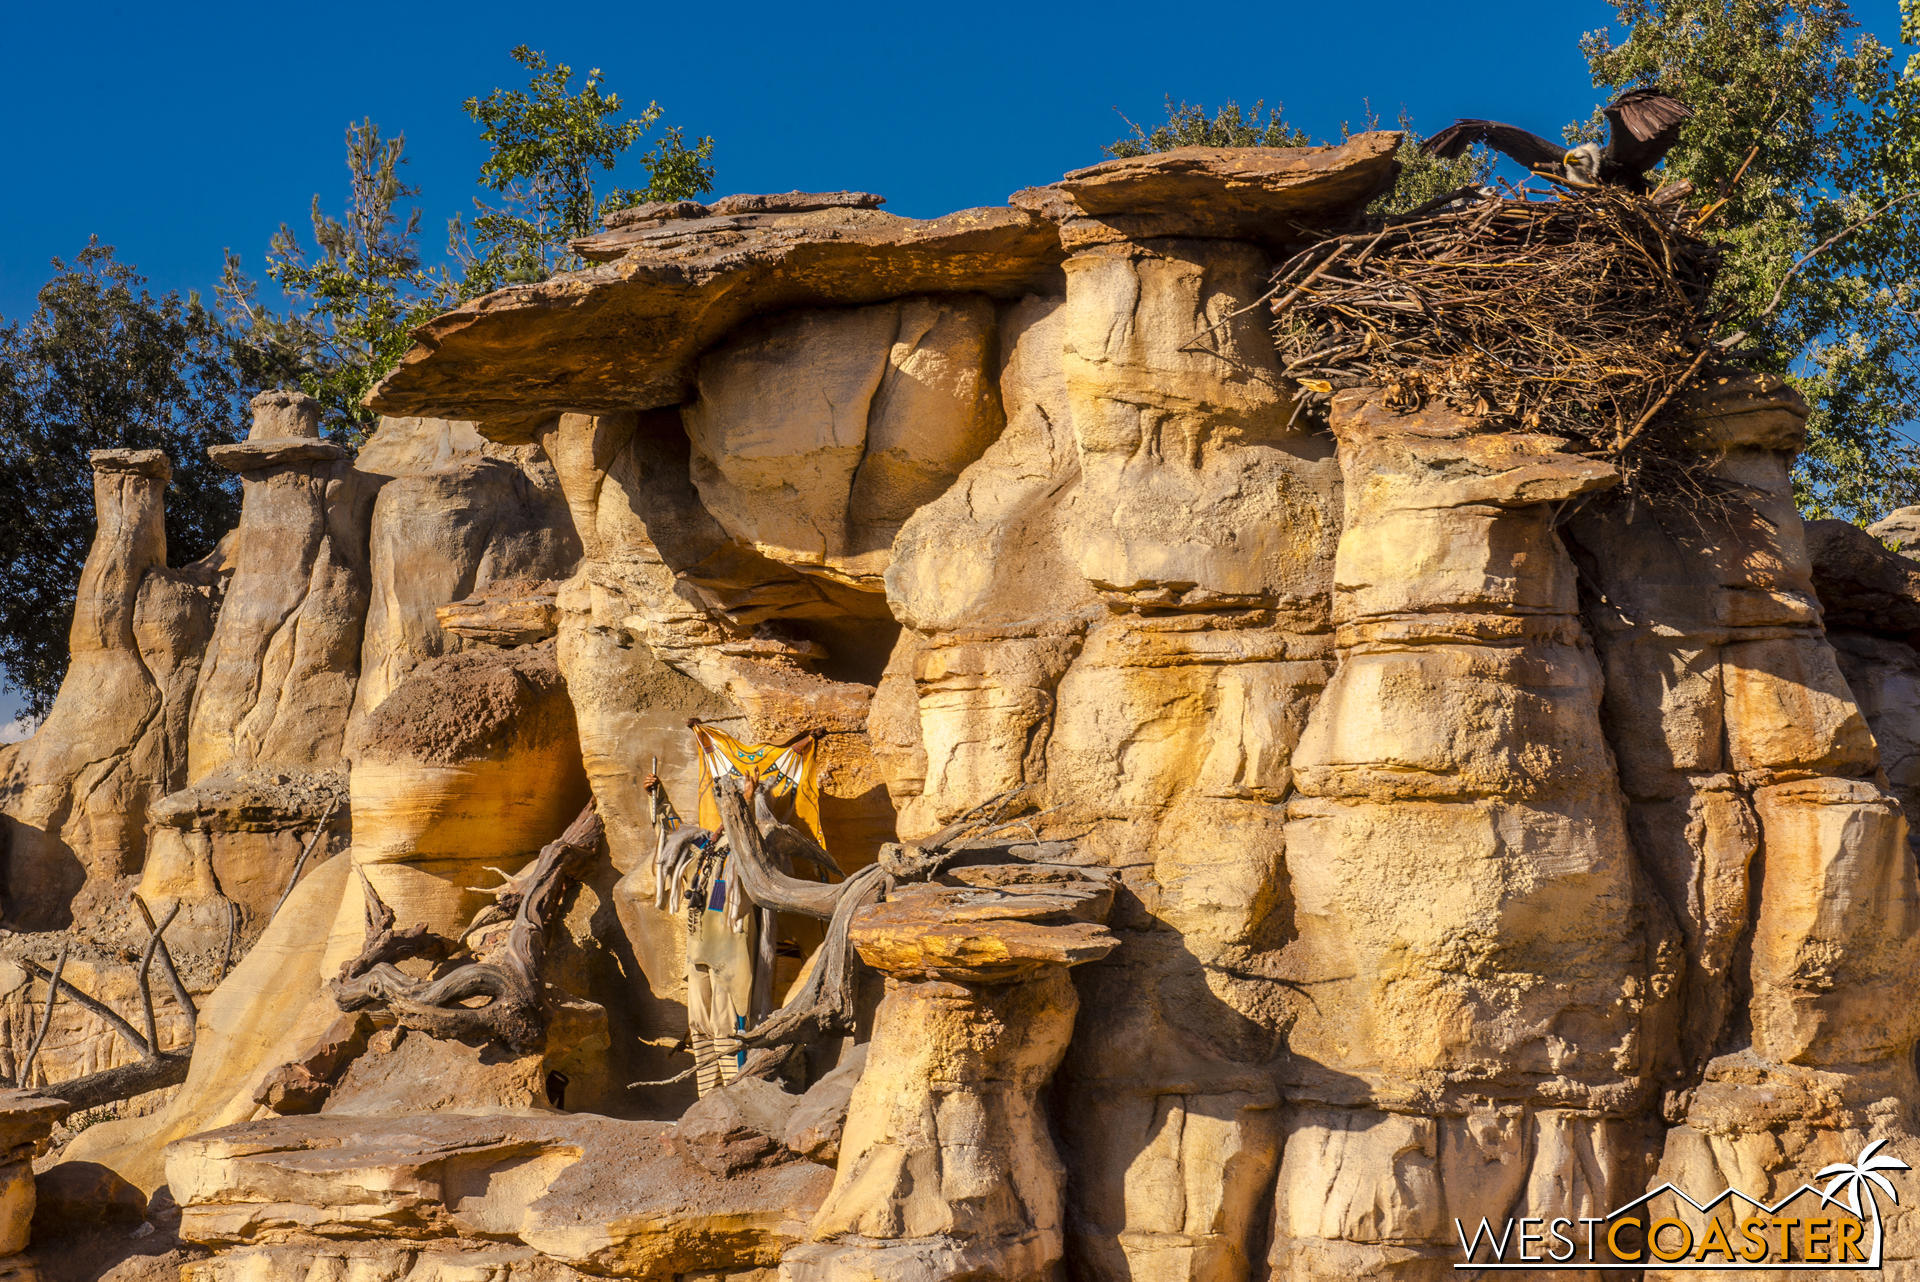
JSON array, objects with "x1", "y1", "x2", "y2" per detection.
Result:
[
  {"x1": 714, "y1": 775, "x2": 849, "y2": 918},
  {"x1": 334, "y1": 872, "x2": 455, "y2": 983},
  {"x1": 271, "y1": 797, "x2": 342, "y2": 920},
  {"x1": 659, "y1": 779, "x2": 1062, "y2": 1079},
  {"x1": 331, "y1": 803, "x2": 604, "y2": 1053},
  {"x1": 42, "y1": 1052, "x2": 192, "y2": 1112},
  {"x1": 17, "y1": 899, "x2": 196, "y2": 1110},
  {"x1": 741, "y1": 862, "x2": 888, "y2": 1050}
]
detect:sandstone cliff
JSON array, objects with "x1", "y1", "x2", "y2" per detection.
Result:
[{"x1": 3, "y1": 133, "x2": 1918, "y2": 1282}]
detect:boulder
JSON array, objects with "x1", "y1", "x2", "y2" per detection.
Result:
[
  {"x1": 1805, "y1": 517, "x2": 1920, "y2": 636},
  {"x1": 676, "y1": 1076, "x2": 803, "y2": 1177},
  {"x1": 0, "y1": 1092, "x2": 67, "y2": 1257},
  {"x1": 1016, "y1": 131, "x2": 1401, "y2": 248},
  {"x1": 167, "y1": 1112, "x2": 831, "y2": 1277},
  {"x1": 1869, "y1": 502, "x2": 1920, "y2": 554},
  {"x1": 343, "y1": 641, "x2": 589, "y2": 938},
  {"x1": 29, "y1": 1162, "x2": 145, "y2": 1239},
  {"x1": 435, "y1": 578, "x2": 563, "y2": 646},
  {"x1": 782, "y1": 1043, "x2": 868, "y2": 1165}
]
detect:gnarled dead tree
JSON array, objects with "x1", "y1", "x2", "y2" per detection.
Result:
[
  {"x1": 723, "y1": 779, "x2": 1062, "y2": 1058},
  {"x1": 14, "y1": 896, "x2": 196, "y2": 1111},
  {"x1": 330, "y1": 802, "x2": 603, "y2": 1053},
  {"x1": 631, "y1": 777, "x2": 1085, "y2": 1090}
]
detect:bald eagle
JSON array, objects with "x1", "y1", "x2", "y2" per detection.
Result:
[{"x1": 1421, "y1": 89, "x2": 1694, "y2": 194}]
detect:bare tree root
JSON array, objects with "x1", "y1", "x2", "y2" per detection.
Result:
[{"x1": 330, "y1": 803, "x2": 604, "y2": 1054}]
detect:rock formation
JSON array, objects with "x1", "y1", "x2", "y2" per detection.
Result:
[
  {"x1": 2, "y1": 131, "x2": 1918, "y2": 1281},
  {"x1": 0, "y1": 449, "x2": 211, "y2": 928}
]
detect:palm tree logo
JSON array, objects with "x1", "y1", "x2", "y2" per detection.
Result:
[{"x1": 1818, "y1": 1138, "x2": 1911, "y2": 1263}]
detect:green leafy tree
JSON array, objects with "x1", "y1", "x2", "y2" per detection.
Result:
[
  {"x1": 0, "y1": 242, "x2": 245, "y2": 715},
  {"x1": 1107, "y1": 98, "x2": 1312, "y2": 153},
  {"x1": 1103, "y1": 98, "x2": 1494, "y2": 216},
  {"x1": 1579, "y1": 0, "x2": 1920, "y2": 523},
  {"x1": 452, "y1": 46, "x2": 717, "y2": 296},
  {"x1": 220, "y1": 119, "x2": 455, "y2": 443}
]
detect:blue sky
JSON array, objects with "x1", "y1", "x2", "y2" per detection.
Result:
[{"x1": 0, "y1": 0, "x2": 1909, "y2": 727}]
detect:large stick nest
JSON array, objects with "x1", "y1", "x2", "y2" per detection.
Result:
[{"x1": 1271, "y1": 185, "x2": 1734, "y2": 506}]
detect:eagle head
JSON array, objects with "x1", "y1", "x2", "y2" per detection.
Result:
[{"x1": 1562, "y1": 142, "x2": 1604, "y2": 189}]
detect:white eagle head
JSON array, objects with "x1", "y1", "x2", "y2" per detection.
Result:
[{"x1": 1562, "y1": 142, "x2": 1605, "y2": 189}]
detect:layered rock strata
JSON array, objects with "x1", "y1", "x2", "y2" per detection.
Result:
[
  {"x1": 12, "y1": 134, "x2": 1920, "y2": 1282},
  {"x1": 0, "y1": 1092, "x2": 67, "y2": 1260},
  {"x1": 1564, "y1": 379, "x2": 1920, "y2": 1276},
  {"x1": 1272, "y1": 394, "x2": 1671, "y2": 1279},
  {"x1": 789, "y1": 870, "x2": 1117, "y2": 1281},
  {"x1": 167, "y1": 1112, "x2": 831, "y2": 1280}
]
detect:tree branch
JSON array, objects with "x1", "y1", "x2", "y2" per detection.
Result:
[{"x1": 1751, "y1": 193, "x2": 1920, "y2": 325}]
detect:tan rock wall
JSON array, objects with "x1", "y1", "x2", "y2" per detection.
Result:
[
  {"x1": 0, "y1": 451, "x2": 209, "y2": 928},
  {"x1": 38, "y1": 151, "x2": 1920, "y2": 1282},
  {"x1": 684, "y1": 296, "x2": 1004, "y2": 591},
  {"x1": 349, "y1": 415, "x2": 581, "y2": 724}
]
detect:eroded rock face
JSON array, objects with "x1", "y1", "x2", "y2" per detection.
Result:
[
  {"x1": 19, "y1": 137, "x2": 1920, "y2": 1282},
  {"x1": 188, "y1": 393, "x2": 364, "y2": 786},
  {"x1": 350, "y1": 415, "x2": 581, "y2": 721},
  {"x1": 684, "y1": 296, "x2": 1003, "y2": 590},
  {"x1": 0, "y1": 450, "x2": 211, "y2": 928}
]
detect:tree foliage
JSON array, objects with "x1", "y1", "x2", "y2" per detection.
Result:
[
  {"x1": 0, "y1": 243, "x2": 246, "y2": 715},
  {"x1": 1103, "y1": 98, "x2": 1494, "y2": 218},
  {"x1": 1106, "y1": 98, "x2": 1312, "y2": 153},
  {"x1": 1579, "y1": 0, "x2": 1920, "y2": 523},
  {"x1": 452, "y1": 45, "x2": 717, "y2": 296},
  {"x1": 219, "y1": 120, "x2": 455, "y2": 444}
]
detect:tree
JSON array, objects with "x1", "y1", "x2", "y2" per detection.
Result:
[
  {"x1": 1103, "y1": 98, "x2": 1494, "y2": 217},
  {"x1": 1106, "y1": 98, "x2": 1312, "y2": 153},
  {"x1": 220, "y1": 119, "x2": 455, "y2": 444},
  {"x1": 1578, "y1": 0, "x2": 1920, "y2": 523},
  {"x1": 0, "y1": 242, "x2": 246, "y2": 716},
  {"x1": 452, "y1": 46, "x2": 717, "y2": 297}
]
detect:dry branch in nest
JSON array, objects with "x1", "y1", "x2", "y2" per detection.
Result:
[
  {"x1": 1267, "y1": 185, "x2": 1737, "y2": 509},
  {"x1": 330, "y1": 803, "x2": 603, "y2": 1054}
]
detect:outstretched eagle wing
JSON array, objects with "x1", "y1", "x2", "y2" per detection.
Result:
[
  {"x1": 1603, "y1": 89, "x2": 1693, "y2": 172},
  {"x1": 1421, "y1": 119, "x2": 1567, "y2": 171}
]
